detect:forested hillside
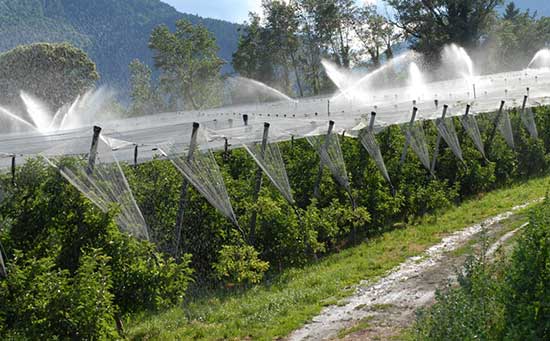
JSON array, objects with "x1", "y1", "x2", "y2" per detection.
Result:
[{"x1": 0, "y1": 0, "x2": 240, "y2": 94}]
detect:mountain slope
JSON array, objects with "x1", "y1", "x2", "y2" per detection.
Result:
[{"x1": 0, "y1": 0, "x2": 241, "y2": 95}]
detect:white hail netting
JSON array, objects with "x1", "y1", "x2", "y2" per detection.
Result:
[
  {"x1": 307, "y1": 132, "x2": 350, "y2": 192},
  {"x1": 162, "y1": 142, "x2": 238, "y2": 225},
  {"x1": 521, "y1": 107, "x2": 538, "y2": 139},
  {"x1": 435, "y1": 117, "x2": 464, "y2": 162},
  {"x1": 0, "y1": 250, "x2": 5, "y2": 278},
  {"x1": 461, "y1": 114, "x2": 486, "y2": 158},
  {"x1": 244, "y1": 141, "x2": 294, "y2": 205},
  {"x1": 497, "y1": 110, "x2": 515, "y2": 149},
  {"x1": 43, "y1": 138, "x2": 149, "y2": 240},
  {"x1": 403, "y1": 122, "x2": 432, "y2": 171},
  {"x1": 358, "y1": 129, "x2": 391, "y2": 184}
]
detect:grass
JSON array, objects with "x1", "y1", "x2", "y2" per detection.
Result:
[
  {"x1": 450, "y1": 209, "x2": 530, "y2": 258},
  {"x1": 126, "y1": 176, "x2": 550, "y2": 340}
]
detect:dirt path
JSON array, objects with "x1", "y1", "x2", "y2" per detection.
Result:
[{"x1": 288, "y1": 201, "x2": 536, "y2": 341}]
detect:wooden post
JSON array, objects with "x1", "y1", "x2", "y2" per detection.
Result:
[
  {"x1": 11, "y1": 155, "x2": 15, "y2": 186},
  {"x1": 522, "y1": 95, "x2": 528, "y2": 111},
  {"x1": 133, "y1": 145, "x2": 138, "y2": 167},
  {"x1": 327, "y1": 99, "x2": 330, "y2": 116},
  {"x1": 485, "y1": 100, "x2": 506, "y2": 156},
  {"x1": 249, "y1": 122, "x2": 270, "y2": 244},
  {"x1": 400, "y1": 107, "x2": 418, "y2": 165},
  {"x1": 223, "y1": 137, "x2": 229, "y2": 162},
  {"x1": 173, "y1": 122, "x2": 200, "y2": 258},
  {"x1": 314, "y1": 120, "x2": 335, "y2": 199},
  {"x1": 430, "y1": 105, "x2": 448, "y2": 174},
  {"x1": 243, "y1": 114, "x2": 249, "y2": 126},
  {"x1": 464, "y1": 104, "x2": 471, "y2": 118},
  {"x1": 86, "y1": 126, "x2": 102, "y2": 175},
  {"x1": 368, "y1": 111, "x2": 376, "y2": 132}
]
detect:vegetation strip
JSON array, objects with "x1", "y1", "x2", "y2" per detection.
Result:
[
  {"x1": 127, "y1": 175, "x2": 550, "y2": 340},
  {"x1": 289, "y1": 200, "x2": 538, "y2": 340}
]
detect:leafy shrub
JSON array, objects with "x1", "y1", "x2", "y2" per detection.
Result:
[
  {"x1": 0, "y1": 159, "x2": 193, "y2": 338},
  {"x1": 503, "y1": 201, "x2": 550, "y2": 339},
  {"x1": 413, "y1": 199, "x2": 550, "y2": 340},
  {"x1": 0, "y1": 249, "x2": 118, "y2": 339},
  {"x1": 213, "y1": 244, "x2": 269, "y2": 286}
]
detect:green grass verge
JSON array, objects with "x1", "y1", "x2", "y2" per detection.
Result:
[{"x1": 126, "y1": 176, "x2": 550, "y2": 340}]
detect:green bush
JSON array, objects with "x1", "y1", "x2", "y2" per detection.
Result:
[
  {"x1": 413, "y1": 199, "x2": 550, "y2": 340},
  {"x1": 0, "y1": 159, "x2": 193, "y2": 338},
  {"x1": 213, "y1": 244, "x2": 269, "y2": 286}
]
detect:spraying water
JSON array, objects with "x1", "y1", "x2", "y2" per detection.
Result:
[
  {"x1": 527, "y1": 49, "x2": 550, "y2": 69},
  {"x1": 20, "y1": 91, "x2": 53, "y2": 132},
  {"x1": 330, "y1": 51, "x2": 417, "y2": 102},
  {"x1": 321, "y1": 59, "x2": 356, "y2": 91},
  {"x1": 0, "y1": 106, "x2": 38, "y2": 131},
  {"x1": 441, "y1": 44, "x2": 475, "y2": 80},
  {"x1": 229, "y1": 76, "x2": 296, "y2": 103},
  {"x1": 408, "y1": 62, "x2": 427, "y2": 101}
]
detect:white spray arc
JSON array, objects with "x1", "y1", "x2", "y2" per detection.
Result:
[
  {"x1": 528, "y1": 49, "x2": 550, "y2": 69},
  {"x1": 0, "y1": 87, "x2": 115, "y2": 134},
  {"x1": 408, "y1": 62, "x2": 427, "y2": 101}
]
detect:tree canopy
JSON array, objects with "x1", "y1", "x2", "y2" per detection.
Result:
[
  {"x1": 387, "y1": 0, "x2": 503, "y2": 61},
  {"x1": 0, "y1": 42, "x2": 99, "y2": 111},
  {"x1": 149, "y1": 19, "x2": 225, "y2": 110}
]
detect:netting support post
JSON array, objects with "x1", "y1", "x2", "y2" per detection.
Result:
[
  {"x1": 174, "y1": 122, "x2": 200, "y2": 259},
  {"x1": 486, "y1": 100, "x2": 506, "y2": 156},
  {"x1": 249, "y1": 122, "x2": 270, "y2": 244},
  {"x1": 86, "y1": 126, "x2": 102, "y2": 175},
  {"x1": 223, "y1": 137, "x2": 230, "y2": 162},
  {"x1": 368, "y1": 111, "x2": 376, "y2": 132},
  {"x1": 400, "y1": 107, "x2": 418, "y2": 165},
  {"x1": 314, "y1": 120, "x2": 335, "y2": 199},
  {"x1": 522, "y1": 95, "x2": 528, "y2": 112},
  {"x1": 430, "y1": 105, "x2": 448, "y2": 175},
  {"x1": 133, "y1": 145, "x2": 138, "y2": 167},
  {"x1": 11, "y1": 155, "x2": 15, "y2": 186},
  {"x1": 243, "y1": 114, "x2": 249, "y2": 126}
]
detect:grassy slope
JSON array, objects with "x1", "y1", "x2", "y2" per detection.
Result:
[{"x1": 127, "y1": 176, "x2": 550, "y2": 340}]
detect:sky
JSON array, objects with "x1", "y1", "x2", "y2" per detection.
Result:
[{"x1": 161, "y1": 0, "x2": 380, "y2": 24}]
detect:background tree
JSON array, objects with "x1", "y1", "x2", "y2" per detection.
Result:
[
  {"x1": 233, "y1": 14, "x2": 276, "y2": 85},
  {"x1": 353, "y1": 4, "x2": 402, "y2": 68},
  {"x1": 387, "y1": 0, "x2": 503, "y2": 61},
  {"x1": 128, "y1": 59, "x2": 164, "y2": 116},
  {"x1": 0, "y1": 43, "x2": 99, "y2": 112},
  {"x1": 482, "y1": 6, "x2": 550, "y2": 71},
  {"x1": 149, "y1": 19, "x2": 225, "y2": 110},
  {"x1": 264, "y1": 0, "x2": 304, "y2": 96}
]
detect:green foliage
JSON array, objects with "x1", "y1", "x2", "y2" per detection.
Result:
[
  {"x1": 0, "y1": 42, "x2": 98, "y2": 116},
  {"x1": 503, "y1": 201, "x2": 550, "y2": 339},
  {"x1": 0, "y1": 159, "x2": 193, "y2": 339},
  {"x1": 0, "y1": 249, "x2": 118, "y2": 339},
  {"x1": 149, "y1": 19, "x2": 225, "y2": 110},
  {"x1": 213, "y1": 244, "x2": 269, "y2": 286},
  {"x1": 386, "y1": 0, "x2": 503, "y2": 61},
  {"x1": 128, "y1": 59, "x2": 165, "y2": 116},
  {"x1": 413, "y1": 199, "x2": 550, "y2": 340}
]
